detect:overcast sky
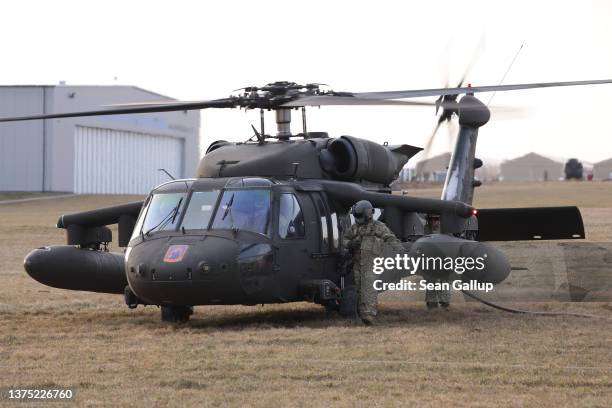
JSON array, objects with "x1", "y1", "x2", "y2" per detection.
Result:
[{"x1": 2, "y1": 0, "x2": 612, "y2": 164}]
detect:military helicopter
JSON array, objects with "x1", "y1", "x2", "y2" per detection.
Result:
[
  {"x1": 565, "y1": 158, "x2": 584, "y2": 180},
  {"x1": 2, "y1": 79, "x2": 610, "y2": 322}
]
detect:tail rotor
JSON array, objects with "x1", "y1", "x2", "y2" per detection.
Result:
[{"x1": 419, "y1": 37, "x2": 486, "y2": 178}]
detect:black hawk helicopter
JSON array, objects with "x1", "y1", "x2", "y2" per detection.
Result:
[
  {"x1": 565, "y1": 158, "x2": 584, "y2": 180},
  {"x1": 2, "y1": 79, "x2": 610, "y2": 322}
]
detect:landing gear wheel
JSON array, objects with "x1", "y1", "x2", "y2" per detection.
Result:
[
  {"x1": 339, "y1": 285, "x2": 358, "y2": 319},
  {"x1": 161, "y1": 305, "x2": 193, "y2": 323},
  {"x1": 322, "y1": 299, "x2": 340, "y2": 317}
]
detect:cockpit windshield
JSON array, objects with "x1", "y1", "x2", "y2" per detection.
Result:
[
  {"x1": 139, "y1": 192, "x2": 187, "y2": 236},
  {"x1": 211, "y1": 189, "x2": 271, "y2": 235},
  {"x1": 180, "y1": 191, "x2": 220, "y2": 230},
  {"x1": 130, "y1": 187, "x2": 272, "y2": 240}
]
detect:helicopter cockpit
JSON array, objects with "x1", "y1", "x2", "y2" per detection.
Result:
[
  {"x1": 130, "y1": 178, "x2": 277, "y2": 240},
  {"x1": 124, "y1": 176, "x2": 326, "y2": 306}
]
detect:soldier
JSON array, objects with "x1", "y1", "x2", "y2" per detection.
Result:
[
  {"x1": 425, "y1": 278, "x2": 451, "y2": 309},
  {"x1": 423, "y1": 215, "x2": 451, "y2": 309},
  {"x1": 343, "y1": 200, "x2": 401, "y2": 325}
]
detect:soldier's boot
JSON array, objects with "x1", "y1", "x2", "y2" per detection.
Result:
[
  {"x1": 425, "y1": 288, "x2": 438, "y2": 309},
  {"x1": 438, "y1": 287, "x2": 451, "y2": 309}
]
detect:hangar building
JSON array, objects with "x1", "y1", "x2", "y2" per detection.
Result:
[
  {"x1": 415, "y1": 152, "x2": 451, "y2": 183},
  {"x1": 0, "y1": 85, "x2": 200, "y2": 194},
  {"x1": 593, "y1": 158, "x2": 612, "y2": 180},
  {"x1": 500, "y1": 152, "x2": 563, "y2": 182}
]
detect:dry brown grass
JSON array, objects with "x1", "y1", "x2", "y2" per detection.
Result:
[{"x1": 1, "y1": 185, "x2": 611, "y2": 407}]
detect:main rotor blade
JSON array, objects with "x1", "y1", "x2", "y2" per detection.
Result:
[
  {"x1": 355, "y1": 79, "x2": 612, "y2": 100},
  {"x1": 103, "y1": 100, "x2": 207, "y2": 107},
  {"x1": 457, "y1": 34, "x2": 486, "y2": 88},
  {"x1": 282, "y1": 95, "x2": 438, "y2": 107},
  {"x1": 0, "y1": 98, "x2": 236, "y2": 123},
  {"x1": 419, "y1": 121, "x2": 443, "y2": 166}
]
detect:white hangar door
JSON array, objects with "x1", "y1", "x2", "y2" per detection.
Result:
[{"x1": 74, "y1": 126, "x2": 184, "y2": 194}]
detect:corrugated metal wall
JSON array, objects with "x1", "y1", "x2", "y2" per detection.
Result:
[
  {"x1": 74, "y1": 126, "x2": 184, "y2": 194},
  {"x1": 0, "y1": 87, "x2": 44, "y2": 191},
  {"x1": 593, "y1": 160, "x2": 612, "y2": 180}
]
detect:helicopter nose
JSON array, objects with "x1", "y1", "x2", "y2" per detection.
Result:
[
  {"x1": 146, "y1": 237, "x2": 241, "y2": 281},
  {"x1": 126, "y1": 235, "x2": 247, "y2": 305}
]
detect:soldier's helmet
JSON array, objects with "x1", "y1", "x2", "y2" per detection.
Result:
[{"x1": 352, "y1": 200, "x2": 374, "y2": 225}]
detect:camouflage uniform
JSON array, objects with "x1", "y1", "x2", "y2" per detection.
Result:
[
  {"x1": 343, "y1": 219, "x2": 400, "y2": 319},
  {"x1": 423, "y1": 216, "x2": 451, "y2": 308},
  {"x1": 424, "y1": 277, "x2": 452, "y2": 306}
]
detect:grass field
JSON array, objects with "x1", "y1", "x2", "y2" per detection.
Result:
[{"x1": 1, "y1": 182, "x2": 611, "y2": 407}]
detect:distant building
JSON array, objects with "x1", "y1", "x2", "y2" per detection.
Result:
[
  {"x1": 0, "y1": 85, "x2": 200, "y2": 194},
  {"x1": 397, "y1": 167, "x2": 415, "y2": 183},
  {"x1": 500, "y1": 152, "x2": 563, "y2": 182},
  {"x1": 415, "y1": 152, "x2": 451, "y2": 183},
  {"x1": 593, "y1": 158, "x2": 612, "y2": 180},
  {"x1": 475, "y1": 162, "x2": 501, "y2": 182}
]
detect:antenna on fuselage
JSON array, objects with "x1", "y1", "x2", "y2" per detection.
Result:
[
  {"x1": 250, "y1": 124, "x2": 265, "y2": 144},
  {"x1": 157, "y1": 168, "x2": 176, "y2": 180},
  {"x1": 292, "y1": 162, "x2": 300, "y2": 179}
]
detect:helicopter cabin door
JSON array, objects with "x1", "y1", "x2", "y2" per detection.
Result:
[
  {"x1": 308, "y1": 192, "x2": 340, "y2": 279},
  {"x1": 273, "y1": 190, "x2": 310, "y2": 300}
]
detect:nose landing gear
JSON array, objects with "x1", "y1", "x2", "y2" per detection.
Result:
[{"x1": 160, "y1": 305, "x2": 194, "y2": 323}]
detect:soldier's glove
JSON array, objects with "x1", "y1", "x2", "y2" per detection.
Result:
[{"x1": 347, "y1": 239, "x2": 361, "y2": 250}]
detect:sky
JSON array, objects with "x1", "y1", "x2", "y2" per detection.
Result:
[{"x1": 1, "y1": 0, "x2": 612, "y2": 164}]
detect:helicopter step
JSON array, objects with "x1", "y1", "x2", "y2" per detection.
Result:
[
  {"x1": 298, "y1": 279, "x2": 345, "y2": 315},
  {"x1": 298, "y1": 279, "x2": 341, "y2": 302},
  {"x1": 298, "y1": 279, "x2": 362, "y2": 318}
]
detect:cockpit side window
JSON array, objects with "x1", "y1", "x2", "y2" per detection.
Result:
[
  {"x1": 130, "y1": 195, "x2": 151, "y2": 241},
  {"x1": 211, "y1": 189, "x2": 271, "y2": 235},
  {"x1": 278, "y1": 193, "x2": 305, "y2": 239}
]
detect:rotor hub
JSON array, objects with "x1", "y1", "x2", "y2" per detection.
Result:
[{"x1": 231, "y1": 82, "x2": 349, "y2": 110}]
